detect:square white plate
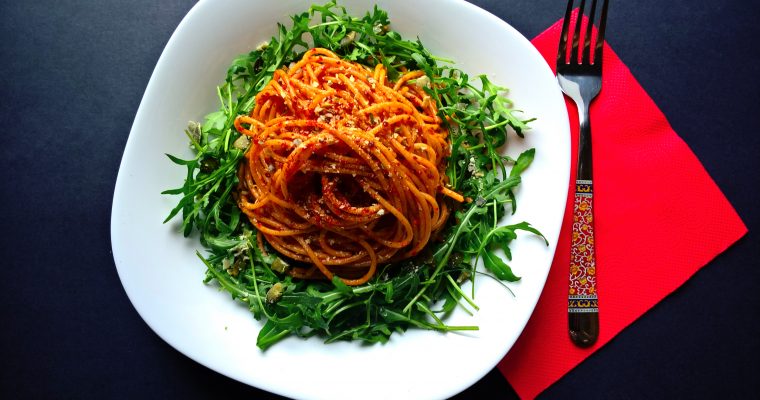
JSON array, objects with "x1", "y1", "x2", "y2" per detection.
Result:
[{"x1": 111, "y1": 1, "x2": 570, "y2": 399}]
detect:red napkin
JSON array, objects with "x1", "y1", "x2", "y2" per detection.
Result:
[{"x1": 497, "y1": 13, "x2": 748, "y2": 399}]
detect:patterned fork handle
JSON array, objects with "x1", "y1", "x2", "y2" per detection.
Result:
[{"x1": 568, "y1": 179, "x2": 599, "y2": 347}]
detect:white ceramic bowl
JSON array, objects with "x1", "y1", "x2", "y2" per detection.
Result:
[{"x1": 111, "y1": 1, "x2": 570, "y2": 399}]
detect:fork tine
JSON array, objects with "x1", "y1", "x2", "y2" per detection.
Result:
[
  {"x1": 581, "y1": 0, "x2": 598, "y2": 64},
  {"x1": 557, "y1": 0, "x2": 575, "y2": 66},
  {"x1": 569, "y1": 0, "x2": 586, "y2": 64},
  {"x1": 594, "y1": 0, "x2": 610, "y2": 65}
]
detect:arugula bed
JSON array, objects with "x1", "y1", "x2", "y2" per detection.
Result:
[{"x1": 163, "y1": 2, "x2": 545, "y2": 350}]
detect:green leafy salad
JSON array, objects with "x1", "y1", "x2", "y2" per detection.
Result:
[{"x1": 163, "y1": 1, "x2": 545, "y2": 350}]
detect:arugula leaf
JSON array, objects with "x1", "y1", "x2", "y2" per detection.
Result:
[{"x1": 482, "y1": 250, "x2": 520, "y2": 282}]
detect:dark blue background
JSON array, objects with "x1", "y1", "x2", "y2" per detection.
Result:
[{"x1": 1, "y1": 0, "x2": 758, "y2": 398}]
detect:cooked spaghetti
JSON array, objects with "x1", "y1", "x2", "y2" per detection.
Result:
[{"x1": 234, "y1": 48, "x2": 463, "y2": 286}]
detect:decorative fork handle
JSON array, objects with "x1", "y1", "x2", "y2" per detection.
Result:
[{"x1": 568, "y1": 102, "x2": 599, "y2": 347}]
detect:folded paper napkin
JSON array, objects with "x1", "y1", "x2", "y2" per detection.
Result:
[{"x1": 496, "y1": 14, "x2": 748, "y2": 399}]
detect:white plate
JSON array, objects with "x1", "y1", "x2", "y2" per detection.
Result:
[{"x1": 111, "y1": 0, "x2": 569, "y2": 399}]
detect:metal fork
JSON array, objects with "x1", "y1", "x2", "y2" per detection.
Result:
[{"x1": 557, "y1": 0, "x2": 609, "y2": 348}]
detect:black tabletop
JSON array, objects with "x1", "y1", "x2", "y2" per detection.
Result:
[{"x1": 2, "y1": 0, "x2": 758, "y2": 398}]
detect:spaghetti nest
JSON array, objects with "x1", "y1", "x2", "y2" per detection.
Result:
[{"x1": 234, "y1": 48, "x2": 463, "y2": 286}]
